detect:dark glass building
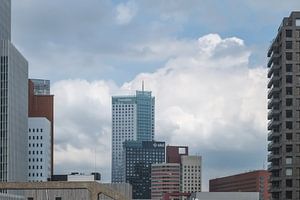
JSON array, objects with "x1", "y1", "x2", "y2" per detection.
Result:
[{"x1": 123, "y1": 141, "x2": 165, "y2": 199}]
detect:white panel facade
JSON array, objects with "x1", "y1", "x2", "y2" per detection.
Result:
[
  {"x1": 112, "y1": 98, "x2": 137, "y2": 183},
  {"x1": 181, "y1": 155, "x2": 202, "y2": 193},
  {"x1": 0, "y1": 0, "x2": 11, "y2": 41},
  {"x1": 189, "y1": 192, "x2": 259, "y2": 200},
  {"x1": 0, "y1": 39, "x2": 28, "y2": 183},
  {"x1": 28, "y1": 117, "x2": 51, "y2": 182}
]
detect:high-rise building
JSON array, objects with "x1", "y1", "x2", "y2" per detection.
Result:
[
  {"x1": 111, "y1": 90, "x2": 155, "y2": 183},
  {"x1": 0, "y1": 0, "x2": 28, "y2": 184},
  {"x1": 166, "y1": 146, "x2": 189, "y2": 164},
  {"x1": 28, "y1": 79, "x2": 54, "y2": 175},
  {"x1": 123, "y1": 140, "x2": 165, "y2": 199},
  {"x1": 180, "y1": 155, "x2": 202, "y2": 194},
  {"x1": 0, "y1": 0, "x2": 11, "y2": 41},
  {"x1": 209, "y1": 170, "x2": 270, "y2": 200},
  {"x1": 267, "y1": 12, "x2": 300, "y2": 200},
  {"x1": 151, "y1": 163, "x2": 180, "y2": 200}
]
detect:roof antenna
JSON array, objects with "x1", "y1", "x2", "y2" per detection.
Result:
[{"x1": 142, "y1": 80, "x2": 145, "y2": 91}]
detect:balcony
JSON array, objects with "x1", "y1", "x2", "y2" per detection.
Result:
[
  {"x1": 268, "y1": 119, "x2": 281, "y2": 130},
  {"x1": 267, "y1": 51, "x2": 280, "y2": 68},
  {"x1": 267, "y1": 109, "x2": 280, "y2": 120},
  {"x1": 267, "y1": 73, "x2": 281, "y2": 88},
  {"x1": 267, "y1": 152, "x2": 281, "y2": 162},
  {"x1": 267, "y1": 61, "x2": 280, "y2": 78},
  {"x1": 268, "y1": 97, "x2": 280, "y2": 109},
  {"x1": 268, "y1": 163, "x2": 281, "y2": 171},
  {"x1": 268, "y1": 130, "x2": 280, "y2": 141},
  {"x1": 268, "y1": 85, "x2": 280, "y2": 99}
]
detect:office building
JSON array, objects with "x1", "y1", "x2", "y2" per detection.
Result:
[
  {"x1": 151, "y1": 163, "x2": 180, "y2": 200},
  {"x1": 28, "y1": 117, "x2": 51, "y2": 182},
  {"x1": 166, "y1": 146, "x2": 189, "y2": 164},
  {"x1": 123, "y1": 140, "x2": 165, "y2": 199},
  {"x1": 267, "y1": 12, "x2": 300, "y2": 200},
  {"x1": 0, "y1": 0, "x2": 11, "y2": 41},
  {"x1": 189, "y1": 192, "x2": 259, "y2": 200},
  {"x1": 50, "y1": 172, "x2": 101, "y2": 182},
  {"x1": 28, "y1": 79, "x2": 54, "y2": 175},
  {"x1": 112, "y1": 90, "x2": 155, "y2": 183},
  {"x1": 181, "y1": 156, "x2": 202, "y2": 193},
  {"x1": 0, "y1": 0, "x2": 28, "y2": 184},
  {"x1": 209, "y1": 170, "x2": 270, "y2": 200}
]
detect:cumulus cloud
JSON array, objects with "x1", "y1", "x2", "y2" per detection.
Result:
[
  {"x1": 115, "y1": 1, "x2": 137, "y2": 25},
  {"x1": 52, "y1": 34, "x2": 267, "y2": 189}
]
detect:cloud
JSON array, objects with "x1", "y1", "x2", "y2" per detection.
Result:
[
  {"x1": 52, "y1": 34, "x2": 267, "y2": 189},
  {"x1": 115, "y1": 1, "x2": 137, "y2": 25}
]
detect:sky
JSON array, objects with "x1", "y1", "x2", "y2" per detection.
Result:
[{"x1": 11, "y1": 0, "x2": 300, "y2": 190}]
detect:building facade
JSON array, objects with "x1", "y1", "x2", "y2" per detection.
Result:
[
  {"x1": 123, "y1": 140, "x2": 165, "y2": 199},
  {"x1": 0, "y1": 0, "x2": 11, "y2": 41},
  {"x1": 181, "y1": 156, "x2": 202, "y2": 194},
  {"x1": 30, "y1": 79, "x2": 50, "y2": 95},
  {"x1": 28, "y1": 117, "x2": 51, "y2": 182},
  {"x1": 267, "y1": 12, "x2": 300, "y2": 200},
  {"x1": 0, "y1": 0, "x2": 28, "y2": 184},
  {"x1": 166, "y1": 146, "x2": 189, "y2": 164},
  {"x1": 189, "y1": 192, "x2": 259, "y2": 200},
  {"x1": 151, "y1": 163, "x2": 180, "y2": 200},
  {"x1": 111, "y1": 90, "x2": 155, "y2": 183},
  {"x1": 28, "y1": 79, "x2": 54, "y2": 175},
  {"x1": 209, "y1": 170, "x2": 270, "y2": 200}
]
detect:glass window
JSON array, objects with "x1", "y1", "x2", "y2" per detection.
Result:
[
  {"x1": 286, "y1": 99, "x2": 293, "y2": 106},
  {"x1": 286, "y1": 157, "x2": 293, "y2": 164},
  {"x1": 296, "y1": 19, "x2": 300, "y2": 26},
  {"x1": 286, "y1": 52, "x2": 293, "y2": 60},
  {"x1": 286, "y1": 30, "x2": 293, "y2": 37},
  {"x1": 286, "y1": 64, "x2": 293, "y2": 72},
  {"x1": 286, "y1": 168, "x2": 293, "y2": 176},
  {"x1": 286, "y1": 110, "x2": 293, "y2": 118},
  {"x1": 286, "y1": 41, "x2": 293, "y2": 49}
]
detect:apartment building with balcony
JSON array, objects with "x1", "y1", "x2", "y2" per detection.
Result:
[{"x1": 267, "y1": 11, "x2": 300, "y2": 200}]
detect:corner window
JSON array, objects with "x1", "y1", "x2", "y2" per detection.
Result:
[{"x1": 296, "y1": 19, "x2": 300, "y2": 26}]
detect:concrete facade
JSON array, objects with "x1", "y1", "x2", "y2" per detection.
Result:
[
  {"x1": 0, "y1": 0, "x2": 11, "y2": 41},
  {"x1": 209, "y1": 170, "x2": 270, "y2": 200},
  {"x1": 181, "y1": 156, "x2": 202, "y2": 193},
  {"x1": 166, "y1": 146, "x2": 188, "y2": 164},
  {"x1": 267, "y1": 11, "x2": 300, "y2": 200},
  {"x1": 28, "y1": 117, "x2": 51, "y2": 182},
  {"x1": 111, "y1": 90, "x2": 155, "y2": 183}
]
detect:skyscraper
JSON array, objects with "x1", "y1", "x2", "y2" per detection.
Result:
[
  {"x1": 111, "y1": 90, "x2": 155, "y2": 183},
  {"x1": 0, "y1": 0, "x2": 11, "y2": 41},
  {"x1": 0, "y1": 0, "x2": 28, "y2": 183},
  {"x1": 267, "y1": 12, "x2": 300, "y2": 200},
  {"x1": 28, "y1": 79, "x2": 54, "y2": 175},
  {"x1": 123, "y1": 140, "x2": 165, "y2": 199}
]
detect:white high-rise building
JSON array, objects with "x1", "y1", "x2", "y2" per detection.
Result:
[
  {"x1": 111, "y1": 90, "x2": 155, "y2": 183},
  {"x1": 28, "y1": 117, "x2": 51, "y2": 182},
  {"x1": 181, "y1": 155, "x2": 202, "y2": 193},
  {"x1": 0, "y1": 0, "x2": 28, "y2": 184}
]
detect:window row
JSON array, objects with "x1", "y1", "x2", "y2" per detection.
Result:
[
  {"x1": 29, "y1": 128, "x2": 43, "y2": 133},
  {"x1": 28, "y1": 136, "x2": 43, "y2": 140}
]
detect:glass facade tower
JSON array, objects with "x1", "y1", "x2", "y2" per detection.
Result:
[{"x1": 111, "y1": 90, "x2": 155, "y2": 183}]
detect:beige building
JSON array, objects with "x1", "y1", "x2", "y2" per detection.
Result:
[{"x1": 181, "y1": 156, "x2": 202, "y2": 193}]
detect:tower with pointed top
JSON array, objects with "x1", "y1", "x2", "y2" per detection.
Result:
[{"x1": 111, "y1": 90, "x2": 155, "y2": 183}]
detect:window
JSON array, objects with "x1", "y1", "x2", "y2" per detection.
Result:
[
  {"x1": 286, "y1": 30, "x2": 293, "y2": 37},
  {"x1": 286, "y1": 157, "x2": 293, "y2": 164},
  {"x1": 286, "y1": 87, "x2": 293, "y2": 95},
  {"x1": 286, "y1": 179, "x2": 293, "y2": 187},
  {"x1": 286, "y1": 41, "x2": 293, "y2": 49},
  {"x1": 286, "y1": 99, "x2": 293, "y2": 106},
  {"x1": 286, "y1": 75, "x2": 293, "y2": 84},
  {"x1": 286, "y1": 110, "x2": 293, "y2": 118},
  {"x1": 296, "y1": 19, "x2": 300, "y2": 26},
  {"x1": 286, "y1": 121, "x2": 293, "y2": 129},
  {"x1": 286, "y1": 133, "x2": 293, "y2": 140},
  {"x1": 286, "y1": 64, "x2": 293, "y2": 72},
  {"x1": 286, "y1": 144, "x2": 293, "y2": 153},
  {"x1": 286, "y1": 191, "x2": 292, "y2": 199},
  {"x1": 286, "y1": 52, "x2": 293, "y2": 60},
  {"x1": 286, "y1": 168, "x2": 293, "y2": 176},
  {"x1": 27, "y1": 198, "x2": 34, "y2": 200}
]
